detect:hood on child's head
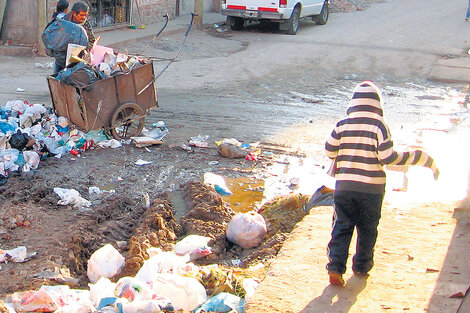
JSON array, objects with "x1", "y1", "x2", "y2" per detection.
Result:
[{"x1": 346, "y1": 81, "x2": 384, "y2": 117}]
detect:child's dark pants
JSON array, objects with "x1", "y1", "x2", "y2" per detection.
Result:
[{"x1": 326, "y1": 190, "x2": 384, "y2": 275}]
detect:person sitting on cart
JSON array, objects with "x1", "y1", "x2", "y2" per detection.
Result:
[{"x1": 64, "y1": 1, "x2": 96, "y2": 51}]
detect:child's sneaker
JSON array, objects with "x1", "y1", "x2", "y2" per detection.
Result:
[{"x1": 328, "y1": 272, "x2": 345, "y2": 286}]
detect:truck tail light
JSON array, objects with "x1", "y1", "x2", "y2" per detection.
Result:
[{"x1": 279, "y1": 0, "x2": 287, "y2": 8}]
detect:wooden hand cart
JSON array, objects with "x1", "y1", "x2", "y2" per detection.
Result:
[{"x1": 47, "y1": 61, "x2": 158, "y2": 140}]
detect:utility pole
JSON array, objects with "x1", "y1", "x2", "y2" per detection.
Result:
[
  {"x1": 194, "y1": 0, "x2": 203, "y2": 30},
  {"x1": 37, "y1": 0, "x2": 47, "y2": 56}
]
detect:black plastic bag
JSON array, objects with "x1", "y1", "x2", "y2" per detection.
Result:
[
  {"x1": 56, "y1": 62, "x2": 102, "y2": 90},
  {"x1": 9, "y1": 130, "x2": 31, "y2": 151}
]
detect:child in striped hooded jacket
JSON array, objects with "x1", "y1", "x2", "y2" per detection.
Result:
[{"x1": 325, "y1": 81, "x2": 440, "y2": 286}]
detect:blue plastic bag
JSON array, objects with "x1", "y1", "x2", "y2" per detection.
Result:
[
  {"x1": 0, "y1": 121, "x2": 15, "y2": 134},
  {"x1": 41, "y1": 18, "x2": 88, "y2": 59},
  {"x1": 195, "y1": 292, "x2": 245, "y2": 313}
]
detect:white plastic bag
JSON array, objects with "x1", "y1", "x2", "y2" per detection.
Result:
[
  {"x1": 243, "y1": 278, "x2": 260, "y2": 302},
  {"x1": 121, "y1": 300, "x2": 163, "y2": 313},
  {"x1": 97, "y1": 139, "x2": 122, "y2": 148},
  {"x1": 87, "y1": 244, "x2": 125, "y2": 283},
  {"x1": 23, "y1": 151, "x2": 40, "y2": 172},
  {"x1": 54, "y1": 187, "x2": 91, "y2": 209},
  {"x1": 4, "y1": 100, "x2": 27, "y2": 113},
  {"x1": 0, "y1": 246, "x2": 27, "y2": 263},
  {"x1": 174, "y1": 235, "x2": 212, "y2": 260},
  {"x1": 11, "y1": 290, "x2": 58, "y2": 313},
  {"x1": 135, "y1": 251, "x2": 191, "y2": 285},
  {"x1": 88, "y1": 277, "x2": 116, "y2": 307},
  {"x1": 0, "y1": 149, "x2": 19, "y2": 171},
  {"x1": 88, "y1": 186, "x2": 102, "y2": 195},
  {"x1": 226, "y1": 212, "x2": 267, "y2": 249},
  {"x1": 39, "y1": 285, "x2": 93, "y2": 309},
  {"x1": 152, "y1": 273, "x2": 207, "y2": 312},
  {"x1": 115, "y1": 276, "x2": 154, "y2": 301},
  {"x1": 203, "y1": 172, "x2": 233, "y2": 195}
]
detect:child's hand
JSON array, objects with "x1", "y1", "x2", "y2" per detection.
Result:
[{"x1": 432, "y1": 167, "x2": 440, "y2": 180}]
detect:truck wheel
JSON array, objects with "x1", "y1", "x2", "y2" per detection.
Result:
[
  {"x1": 286, "y1": 7, "x2": 300, "y2": 35},
  {"x1": 227, "y1": 16, "x2": 244, "y2": 30},
  {"x1": 313, "y1": 1, "x2": 329, "y2": 25}
]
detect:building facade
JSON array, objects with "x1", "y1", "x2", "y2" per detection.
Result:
[{"x1": 0, "y1": 0, "x2": 215, "y2": 47}]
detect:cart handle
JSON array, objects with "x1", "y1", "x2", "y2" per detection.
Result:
[{"x1": 137, "y1": 12, "x2": 198, "y2": 96}]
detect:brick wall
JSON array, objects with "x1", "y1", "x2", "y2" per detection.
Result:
[
  {"x1": 1, "y1": 0, "x2": 199, "y2": 46},
  {"x1": 132, "y1": 0, "x2": 175, "y2": 25},
  {"x1": 46, "y1": 0, "x2": 176, "y2": 27}
]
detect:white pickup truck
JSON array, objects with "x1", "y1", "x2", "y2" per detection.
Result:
[{"x1": 221, "y1": 0, "x2": 329, "y2": 34}]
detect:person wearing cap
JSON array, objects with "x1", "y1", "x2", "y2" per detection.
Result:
[{"x1": 324, "y1": 81, "x2": 440, "y2": 286}]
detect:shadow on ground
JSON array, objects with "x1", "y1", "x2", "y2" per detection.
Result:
[{"x1": 300, "y1": 277, "x2": 367, "y2": 312}]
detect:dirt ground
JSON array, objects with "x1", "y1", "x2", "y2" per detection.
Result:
[{"x1": 1, "y1": 0, "x2": 470, "y2": 311}]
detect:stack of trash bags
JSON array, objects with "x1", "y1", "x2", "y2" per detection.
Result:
[
  {"x1": 0, "y1": 99, "x2": 126, "y2": 186},
  {"x1": 0, "y1": 234, "x2": 260, "y2": 313},
  {"x1": 43, "y1": 16, "x2": 147, "y2": 89},
  {"x1": 55, "y1": 43, "x2": 147, "y2": 89}
]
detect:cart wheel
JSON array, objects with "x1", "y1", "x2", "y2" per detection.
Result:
[{"x1": 110, "y1": 103, "x2": 145, "y2": 140}]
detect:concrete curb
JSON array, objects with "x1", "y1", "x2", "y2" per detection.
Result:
[{"x1": 0, "y1": 45, "x2": 35, "y2": 57}]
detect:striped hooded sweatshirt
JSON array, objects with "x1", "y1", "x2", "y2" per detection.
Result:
[{"x1": 325, "y1": 81, "x2": 439, "y2": 194}]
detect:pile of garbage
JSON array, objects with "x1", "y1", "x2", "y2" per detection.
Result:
[
  {"x1": 0, "y1": 209, "x2": 269, "y2": 312},
  {"x1": 56, "y1": 47, "x2": 148, "y2": 89},
  {"x1": 0, "y1": 99, "x2": 144, "y2": 186}
]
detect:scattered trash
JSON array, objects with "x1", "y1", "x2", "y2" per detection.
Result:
[
  {"x1": 180, "y1": 143, "x2": 193, "y2": 151},
  {"x1": 53, "y1": 187, "x2": 92, "y2": 209},
  {"x1": 189, "y1": 134, "x2": 210, "y2": 148},
  {"x1": 195, "y1": 292, "x2": 245, "y2": 313},
  {"x1": 88, "y1": 186, "x2": 102, "y2": 195},
  {"x1": 0, "y1": 246, "x2": 27, "y2": 263},
  {"x1": 16, "y1": 87, "x2": 25, "y2": 92},
  {"x1": 226, "y1": 212, "x2": 267, "y2": 249},
  {"x1": 216, "y1": 138, "x2": 260, "y2": 160},
  {"x1": 11, "y1": 290, "x2": 58, "y2": 313},
  {"x1": 33, "y1": 267, "x2": 80, "y2": 286},
  {"x1": 135, "y1": 159, "x2": 152, "y2": 166},
  {"x1": 97, "y1": 139, "x2": 122, "y2": 149},
  {"x1": 204, "y1": 172, "x2": 233, "y2": 195},
  {"x1": 218, "y1": 143, "x2": 246, "y2": 158},
  {"x1": 425, "y1": 268, "x2": 440, "y2": 273},
  {"x1": 209, "y1": 161, "x2": 219, "y2": 165},
  {"x1": 245, "y1": 151, "x2": 258, "y2": 161},
  {"x1": 131, "y1": 136, "x2": 164, "y2": 148},
  {"x1": 174, "y1": 235, "x2": 212, "y2": 260},
  {"x1": 142, "y1": 121, "x2": 169, "y2": 140},
  {"x1": 35, "y1": 62, "x2": 54, "y2": 69},
  {"x1": 152, "y1": 273, "x2": 207, "y2": 311},
  {"x1": 212, "y1": 23, "x2": 231, "y2": 33},
  {"x1": 22, "y1": 151, "x2": 40, "y2": 172},
  {"x1": 242, "y1": 278, "x2": 259, "y2": 301}
]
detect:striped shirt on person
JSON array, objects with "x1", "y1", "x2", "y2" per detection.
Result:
[{"x1": 325, "y1": 81, "x2": 439, "y2": 194}]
